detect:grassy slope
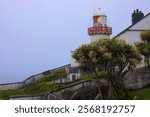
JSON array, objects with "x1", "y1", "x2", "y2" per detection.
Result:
[
  {"x1": 0, "y1": 82, "x2": 68, "y2": 100},
  {"x1": 0, "y1": 89, "x2": 24, "y2": 100},
  {"x1": 0, "y1": 68, "x2": 150, "y2": 100},
  {"x1": 0, "y1": 68, "x2": 67, "y2": 99},
  {"x1": 129, "y1": 87, "x2": 150, "y2": 100}
]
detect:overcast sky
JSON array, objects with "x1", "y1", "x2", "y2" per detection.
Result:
[{"x1": 0, "y1": 0, "x2": 150, "y2": 83}]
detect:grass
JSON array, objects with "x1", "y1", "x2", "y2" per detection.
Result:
[
  {"x1": 1, "y1": 83, "x2": 150, "y2": 100},
  {"x1": 0, "y1": 82, "x2": 63, "y2": 100},
  {"x1": 129, "y1": 86, "x2": 150, "y2": 100},
  {"x1": 1, "y1": 67, "x2": 150, "y2": 100},
  {"x1": 23, "y1": 82, "x2": 62, "y2": 94},
  {"x1": 80, "y1": 73, "x2": 95, "y2": 80},
  {"x1": 0, "y1": 78, "x2": 84, "y2": 100},
  {"x1": 40, "y1": 68, "x2": 66, "y2": 82},
  {"x1": 0, "y1": 70, "x2": 107, "y2": 100},
  {"x1": 0, "y1": 89, "x2": 24, "y2": 100},
  {"x1": 79, "y1": 71, "x2": 108, "y2": 81},
  {"x1": 0, "y1": 68, "x2": 67, "y2": 100}
]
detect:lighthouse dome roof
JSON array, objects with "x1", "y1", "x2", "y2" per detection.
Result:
[{"x1": 93, "y1": 10, "x2": 106, "y2": 16}]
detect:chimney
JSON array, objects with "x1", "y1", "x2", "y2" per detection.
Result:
[{"x1": 132, "y1": 9, "x2": 144, "y2": 25}]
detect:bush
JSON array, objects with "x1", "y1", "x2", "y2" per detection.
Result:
[
  {"x1": 98, "y1": 71, "x2": 108, "y2": 78},
  {"x1": 80, "y1": 73, "x2": 95, "y2": 80},
  {"x1": 24, "y1": 82, "x2": 61, "y2": 94},
  {"x1": 40, "y1": 68, "x2": 66, "y2": 82}
]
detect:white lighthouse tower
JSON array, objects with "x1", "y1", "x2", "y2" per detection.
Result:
[{"x1": 88, "y1": 9, "x2": 112, "y2": 42}]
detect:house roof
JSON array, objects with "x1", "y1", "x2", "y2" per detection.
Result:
[
  {"x1": 114, "y1": 12, "x2": 150, "y2": 38},
  {"x1": 68, "y1": 67, "x2": 78, "y2": 73}
]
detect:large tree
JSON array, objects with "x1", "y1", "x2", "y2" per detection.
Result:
[{"x1": 73, "y1": 38, "x2": 141, "y2": 99}]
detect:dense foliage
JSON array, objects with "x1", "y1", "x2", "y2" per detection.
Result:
[
  {"x1": 40, "y1": 68, "x2": 66, "y2": 82},
  {"x1": 140, "y1": 30, "x2": 150, "y2": 43},
  {"x1": 135, "y1": 30, "x2": 150, "y2": 78},
  {"x1": 73, "y1": 38, "x2": 141, "y2": 99}
]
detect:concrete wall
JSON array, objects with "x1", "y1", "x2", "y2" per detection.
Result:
[
  {"x1": 0, "y1": 64, "x2": 71, "y2": 91},
  {"x1": 0, "y1": 82, "x2": 23, "y2": 91},
  {"x1": 24, "y1": 73, "x2": 44, "y2": 85}
]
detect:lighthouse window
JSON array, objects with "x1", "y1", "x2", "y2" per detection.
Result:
[{"x1": 96, "y1": 17, "x2": 101, "y2": 23}]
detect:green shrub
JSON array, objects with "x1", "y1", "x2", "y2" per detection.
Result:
[
  {"x1": 24, "y1": 82, "x2": 61, "y2": 94},
  {"x1": 80, "y1": 73, "x2": 95, "y2": 80},
  {"x1": 97, "y1": 71, "x2": 108, "y2": 78},
  {"x1": 80, "y1": 71, "x2": 108, "y2": 81},
  {"x1": 40, "y1": 68, "x2": 66, "y2": 82}
]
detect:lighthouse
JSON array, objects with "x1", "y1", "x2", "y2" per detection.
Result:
[{"x1": 88, "y1": 10, "x2": 112, "y2": 42}]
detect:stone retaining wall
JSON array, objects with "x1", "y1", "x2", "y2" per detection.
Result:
[
  {"x1": 123, "y1": 67, "x2": 150, "y2": 90},
  {"x1": 0, "y1": 82, "x2": 23, "y2": 91}
]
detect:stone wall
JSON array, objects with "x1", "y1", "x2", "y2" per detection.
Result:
[{"x1": 123, "y1": 67, "x2": 150, "y2": 90}]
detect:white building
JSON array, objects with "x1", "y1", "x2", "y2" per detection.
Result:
[
  {"x1": 66, "y1": 67, "x2": 81, "y2": 82},
  {"x1": 114, "y1": 9, "x2": 150, "y2": 44},
  {"x1": 114, "y1": 9, "x2": 150, "y2": 68},
  {"x1": 68, "y1": 9, "x2": 150, "y2": 82}
]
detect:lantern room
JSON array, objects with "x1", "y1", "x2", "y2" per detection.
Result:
[
  {"x1": 93, "y1": 12, "x2": 107, "y2": 26},
  {"x1": 88, "y1": 10, "x2": 112, "y2": 42}
]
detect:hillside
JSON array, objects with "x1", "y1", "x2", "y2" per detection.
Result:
[{"x1": 0, "y1": 67, "x2": 150, "y2": 100}]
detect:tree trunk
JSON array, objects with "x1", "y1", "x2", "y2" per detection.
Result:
[
  {"x1": 107, "y1": 79, "x2": 114, "y2": 99},
  {"x1": 108, "y1": 76, "x2": 126, "y2": 100},
  {"x1": 94, "y1": 70, "x2": 103, "y2": 100}
]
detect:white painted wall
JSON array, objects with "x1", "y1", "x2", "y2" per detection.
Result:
[
  {"x1": 115, "y1": 14, "x2": 150, "y2": 68},
  {"x1": 117, "y1": 31, "x2": 141, "y2": 44},
  {"x1": 68, "y1": 73, "x2": 80, "y2": 82},
  {"x1": 116, "y1": 14, "x2": 150, "y2": 44},
  {"x1": 90, "y1": 34, "x2": 110, "y2": 42}
]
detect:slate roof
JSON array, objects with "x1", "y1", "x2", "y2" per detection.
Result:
[
  {"x1": 114, "y1": 12, "x2": 150, "y2": 38},
  {"x1": 68, "y1": 67, "x2": 78, "y2": 73}
]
